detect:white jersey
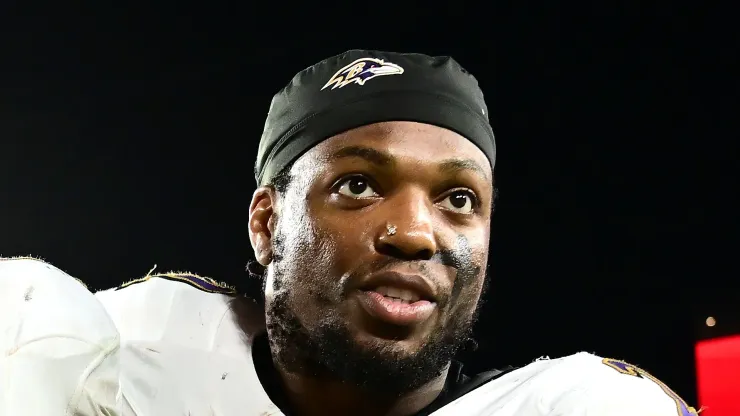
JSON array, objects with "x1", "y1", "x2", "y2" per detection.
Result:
[
  {"x1": 0, "y1": 258, "x2": 698, "y2": 415},
  {"x1": 0, "y1": 257, "x2": 120, "y2": 416}
]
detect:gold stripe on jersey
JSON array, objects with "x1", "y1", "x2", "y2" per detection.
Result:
[{"x1": 117, "y1": 270, "x2": 237, "y2": 295}]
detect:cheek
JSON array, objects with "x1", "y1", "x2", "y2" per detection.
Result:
[
  {"x1": 453, "y1": 272, "x2": 486, "y2": 310},
  {"x1": 448, "y1": 237, "x2": 489, "y2": 315},
  {"x1": 467, "y1": 237, "x2": 490, "y2": 304},
  {"x1": 307, "y1": 199, "x2": 373, "y2": 272},
  {"x1": 272, "y1": 204, "x2": 351, "y2": 303}
]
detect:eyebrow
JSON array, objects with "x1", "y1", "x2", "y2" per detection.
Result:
[
  {"x1": 328, "y1": 145, "x2": 489, "y2": 180},
  {"x1": 438, "y1": 158, "x2": 490, "y2": 181},
  {"x1": 328, "y1": 146, "x2": 395, "y2": 166}
]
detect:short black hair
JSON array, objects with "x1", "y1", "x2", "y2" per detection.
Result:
[
  {"x1": 244, "y1": 259, "x2": 267, "y2": 307},
  {"x1": 266, "y1": 163, "x2": 294, "y2": 194}
]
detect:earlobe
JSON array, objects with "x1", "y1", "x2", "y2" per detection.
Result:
[{"x1": 248, "y1": 187, "x2": 276, "y2": 266}]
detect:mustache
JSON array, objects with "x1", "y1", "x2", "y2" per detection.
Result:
[
  {"x1": 353, "y1": 248, "x2": 466, "y2": 302},
  {"x1": 354, "y1": 235, "x2": 480, "y2": 307},
  {"x1": 362, "y1": 248, "x2": 461, "y2": 274},
  {"x1": 431, "y1": 248, "x2": 466, "y2": 270}
]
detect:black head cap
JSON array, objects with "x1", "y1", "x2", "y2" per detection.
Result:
[{"x1": 255, "y1": 49, "x2": 495, "y2": 186}]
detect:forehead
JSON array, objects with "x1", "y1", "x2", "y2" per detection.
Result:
[{"x1": 299, "y1": 121, "x2": 492, "y2": 177}]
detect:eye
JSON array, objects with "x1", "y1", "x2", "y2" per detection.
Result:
[
  {"x1": 438, "y1": 190, "x2": 477, "y2": 214},
  {"x1": 335, "y1": 176, "x2": 379, "y2": 199}
]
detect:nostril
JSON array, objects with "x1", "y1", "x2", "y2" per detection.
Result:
[
  {"x1": 378, "y1": 244, "x2": 434, "y2": 262},
  {"x1": 377, "y1": 244, "x2": 405, "y2": 259},
  {"x1": 416, "y1": 248, "x2": 434, "y2": 261}
]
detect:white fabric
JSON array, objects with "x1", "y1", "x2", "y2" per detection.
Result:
[
  {"x1": 0, "y1": 258, "x2": 697, "y2": 415},
  {"x1": 432, "y1": 353, "x2": 697, "y2": 415},
  {"x1": 0, "y1": 258, "x2": 121, "y2": 416},
  {"x1": 94, "y1": 275, "x2": 279, "y2": 416}
]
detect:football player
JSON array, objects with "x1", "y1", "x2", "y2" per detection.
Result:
[{"x1": 0, "y1": 50, "x2": 698, "y2": 415}]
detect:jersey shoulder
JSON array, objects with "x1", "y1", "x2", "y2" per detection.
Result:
[
  {"x1": 94, "y1": 271, "x2": 275, "y2": 415},
  {"x1": 587, "y1": 355, "x2": 699, "y2": 415},
  {"x1": 0, "y1": 257, "x2": 121, "y2": 415},
  {"x1": 523, "y1": 353, "x2": 698, "y2": 415},
  {"x1": 116, "y1": 269, "x2": 238, "y2": 294},
  {"x1": 432, "y1": 352, "x2": 698, "y2": 416},
  {"x1": 0, "y1": 256, "x2": 117, "y2": 344},
  {"x1": 94, "y1": 271, "x2": 245, "y2": 347}
]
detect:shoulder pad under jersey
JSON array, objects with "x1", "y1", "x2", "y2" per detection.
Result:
[
  {"x1": 0, "y1": 257, "x2": 121, "y2": 415},
  {"x1": 431, "y1": 352, "x2": 698, "y2": 416}
]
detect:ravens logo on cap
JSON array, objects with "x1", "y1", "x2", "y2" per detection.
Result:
[{"x1": 321, "y1": 57, "x2": 404, "y2": 91}]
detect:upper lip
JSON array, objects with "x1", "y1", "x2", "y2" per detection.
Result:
[{"x1": 358, "y1": 271, "x2": 438, "y2": 302}]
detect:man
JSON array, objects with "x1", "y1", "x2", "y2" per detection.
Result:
[{"x1": 0, "y1": 50, "x2": 697, "y2": 415}]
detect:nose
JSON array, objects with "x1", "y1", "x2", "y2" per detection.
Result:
[{"x1": 375, "y1": 191, "x2": 437, "y2": 261}]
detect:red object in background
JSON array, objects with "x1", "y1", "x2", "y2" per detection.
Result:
[{"x1": 695, "y1": 335, "x2": 740, "y2": 415}]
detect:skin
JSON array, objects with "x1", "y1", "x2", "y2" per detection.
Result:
[{"x1": 248, "y1": 121, "x2": 494, "y2": 416}]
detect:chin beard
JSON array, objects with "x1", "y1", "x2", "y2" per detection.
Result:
[{"x1": 265, "y1": 288, "x2": 474, "y2": 395}]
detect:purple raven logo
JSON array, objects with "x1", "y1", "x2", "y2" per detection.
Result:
[{"x1": 321, "y1": 58, "x2": 404, "y2": 91}]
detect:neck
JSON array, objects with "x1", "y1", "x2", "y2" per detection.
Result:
[{"x1": 277, "y1": 365, "x2": 449, "y2": 416}]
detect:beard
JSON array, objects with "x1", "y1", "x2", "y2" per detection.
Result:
[
  {"x1": 259, "y1": 211, "x2": 487, "y2": 396},
  {"x1": 264, "y1": 272, "x2": 476, "y2": 396}
]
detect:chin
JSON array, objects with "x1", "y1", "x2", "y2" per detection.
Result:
[{"x1": 349, "y1": 325, "x2": 431, "y2": 355}]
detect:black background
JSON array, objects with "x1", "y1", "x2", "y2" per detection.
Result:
[{"x1": 1, "y1": 2, "x2": 736, "y2": 407}]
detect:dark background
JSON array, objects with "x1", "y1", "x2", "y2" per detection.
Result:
[{"x1": 1, "y1": 3, "x2": 736, "y2": 407}]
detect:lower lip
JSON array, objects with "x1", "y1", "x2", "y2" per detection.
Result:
[{"x1": 357, "y1": 291, "x2": 436, "y2": 326}]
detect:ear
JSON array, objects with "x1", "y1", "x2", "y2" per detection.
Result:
[{"x1": 248, "y1": 187, "x2": 277, "y2": 266}]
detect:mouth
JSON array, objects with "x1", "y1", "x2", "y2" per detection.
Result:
[{"x1": 356, "y1": 272, "x2": 438, "y2": 326}]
